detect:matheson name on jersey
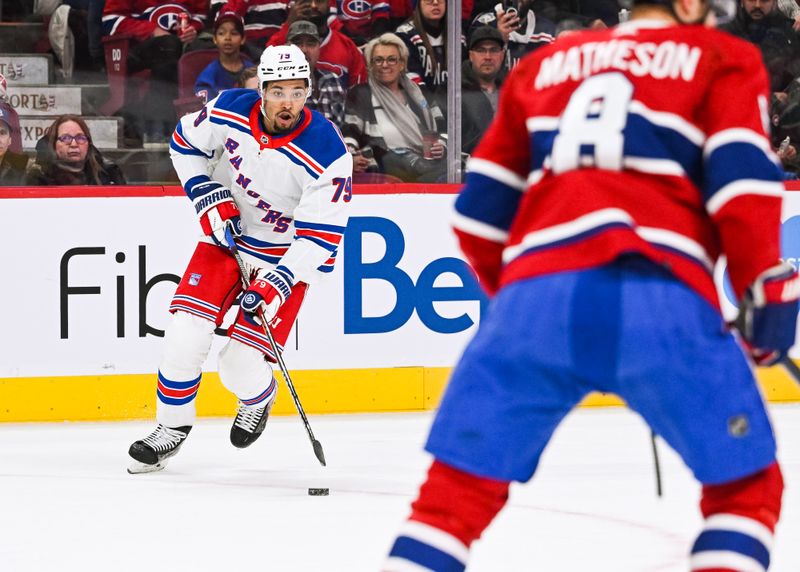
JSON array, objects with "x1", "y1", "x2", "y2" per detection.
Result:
[
  {"x1": 535, "y1": 39, "x2": 701, "y2": 89},
  {"x1": 454, "y1": 21, "x2": 785, "y2": 309}
]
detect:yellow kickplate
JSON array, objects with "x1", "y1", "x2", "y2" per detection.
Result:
[{"x1": 0, "y1": 363, "x2": 798, "y2": 422}]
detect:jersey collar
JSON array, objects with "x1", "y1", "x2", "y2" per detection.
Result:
[
  {"x1": 248, "y1": 101, "x2": 313, "y2": 149},
  {"x1": 614, "y1": 19, "x2": 673, "y2": 35}
]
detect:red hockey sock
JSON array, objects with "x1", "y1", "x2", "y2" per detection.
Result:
[
  {"x1": 691, "y1": 462, "x2": 783, "y2": 572},
  {"x1": 409, "y1": 460, "x2": 511, "y2": 547},
  {"x1": 699, "y1": 461, "x2": 783, "y2": 529}
]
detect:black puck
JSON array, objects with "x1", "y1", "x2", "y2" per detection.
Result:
[{"x1": 308, "y1": 488, "x2": 329, "y2": 496}]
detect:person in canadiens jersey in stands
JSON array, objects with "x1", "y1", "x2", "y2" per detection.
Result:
[
  {"x1": 127, "y1": 44, "x2": 353, "y2": 474},
  {"x1": 383, "y1": 0, "x2": 799, "y2": 569}
]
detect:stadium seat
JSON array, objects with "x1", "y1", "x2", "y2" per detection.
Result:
[
  {"x1": 173, "y1": 49, "x2": 218, "y2": 117},
  {"x1": 177, "y1": 49, "x2": 219, "y2": 99},
  {"x1": 100, "y1": 35, "x2": 151, "y2": 116}
]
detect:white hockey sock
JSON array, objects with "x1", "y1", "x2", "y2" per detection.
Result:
[
  {"x1": 218, "y1": 339, "x2": 276, "y2": 404},
  {"x1": 156, "y1": 312, "x2": 216, "y2": 428}
]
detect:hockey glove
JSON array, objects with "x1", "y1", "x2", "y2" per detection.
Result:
[
  {"x1": 735, "y1": 261, "x2": 800, "y2": 366},
  {"x1": 240, "y1": 267, "x2": 294, "y2": 323},
  {"x1": 192, "y1": 183, "x2": 243, "y2": 248}
]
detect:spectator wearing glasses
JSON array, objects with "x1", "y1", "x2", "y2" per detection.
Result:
[
  {"x1": 343, "y1": 33, "x2": 446, "y2": 182},
  {"x1": 462, "y1": 26, "x2": 506, "y2": 155},
  {"x1": 27, "y1": 115, "x2": 126, "y2": 186}
]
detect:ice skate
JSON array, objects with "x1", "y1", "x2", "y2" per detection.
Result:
[
  {"x1": 127, "y1": 424, "x2": 192, "y2": 474},
  {"x1": 230, "y1": 399, "x2": 273, "y2": 448}
]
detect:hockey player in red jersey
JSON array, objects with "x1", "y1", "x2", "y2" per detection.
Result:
[
  {"x1": 384, "y1": 0, "x2": 799, "y2": 570},
  {"x1": 102, "y1": 0, "x2": 208, "y2": 40}
]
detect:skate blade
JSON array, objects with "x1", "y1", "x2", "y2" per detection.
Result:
[{"x1": 127, "y1": 460, "x2": 168, "y2": 474}]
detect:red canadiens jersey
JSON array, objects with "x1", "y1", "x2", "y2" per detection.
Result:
[
  {"x1": 335, "y1": 0, "x2": 389, "y2": 38},
  {"x1": 454, "y1": 19, "x2": 785, "y2": 309},
  {"x1": 267, "y1": 25, "x2": 367, "y2": 86},
  {"x1": 102, "y1": 0, "x2": 208, "y2": 41},
  {"x1": 224, "y1": 0, "x2": 291, "y2": 43}
]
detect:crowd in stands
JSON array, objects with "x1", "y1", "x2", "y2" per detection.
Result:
[
  {"x1": 0, "y1": 106, "x2": 125, "y2": 185},
  {"x1": 3, "y1": 0, "x2": 800, "y2": 184},
  {"x1": 26, "y1": 114, "x2": 126, "y2": 185}
]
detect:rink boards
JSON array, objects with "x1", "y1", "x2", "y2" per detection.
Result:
[{"x1": 1, "y1": 183, "x2": 800, "y2": 422}]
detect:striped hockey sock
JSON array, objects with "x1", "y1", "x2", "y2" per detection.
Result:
[
  {"x1": 690, "y1": 462, "x2": 783, "y2": 572},
  {"x1": 384, "y1": 460, "x2": 509, "y2": 572},
  {"x1": 386, "y1": 520, "x2": 470, "y2": 572}
]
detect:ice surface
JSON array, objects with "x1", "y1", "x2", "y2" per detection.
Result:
[{"x1": 0, "y1": 406, "x2": 798, "y2": 571}]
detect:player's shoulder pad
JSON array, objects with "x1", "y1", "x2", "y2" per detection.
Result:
[
  {"x1": 212, "y1": 88, "x2": 261, "y2": 115},
  {"x1": 291, "y1": 109, "x2": 349, "y2": 170},
  {"x1": 702, "y1": 27, "x2": 763, "y2": 66}
]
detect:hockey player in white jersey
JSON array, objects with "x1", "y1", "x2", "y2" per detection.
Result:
[{"x1": 127, "y1": 44, "x2": 353, "y2": 473}]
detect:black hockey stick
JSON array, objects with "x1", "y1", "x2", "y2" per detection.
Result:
[
  {"x1": 780, "y1": 355, "x2": 800, "y2": 385},
  {"x1": 224, "y1": 227, "x2": 327, "y2": 467},
  {"x1": 647, "y1": 352, "x2": 800, "y2": 500},
  {"x1": 650, "y1": 430, "x2": 663, "y2": 498}
]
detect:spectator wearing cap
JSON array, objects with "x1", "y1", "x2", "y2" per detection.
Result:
[
  {"x1": 287, "y1": 20, "x2": 349, "y2": 126},
  {"x1": 462, "y1": 25, "x2": 506, "y2": 155},
  {"x1": 266, "y1": 0, "x2": 367, "y2": 86},
  {"x1": 26, "y1": 115, "x2": 126, "y2": 186},
  {"x1": 195, "y1": 11, "x2": 255, "y2": 102},
  {"x1": 469, "y1": 0, "x2": 555, "y2": 71},
  {"x1": 0, "y1": 74, "x2": 23, "y2": 155},
  {"x1": 0, "y1": 109, "x2": 29, "y2": 186}
]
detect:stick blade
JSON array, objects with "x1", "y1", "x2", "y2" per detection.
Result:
[{"x1": 312, "y1": 439, "x2": 326, "y2": 467}]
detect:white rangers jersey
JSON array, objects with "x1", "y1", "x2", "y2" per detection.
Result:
[{"x1": 170, "y1": 88, "x2": 353, "y2": 284}]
